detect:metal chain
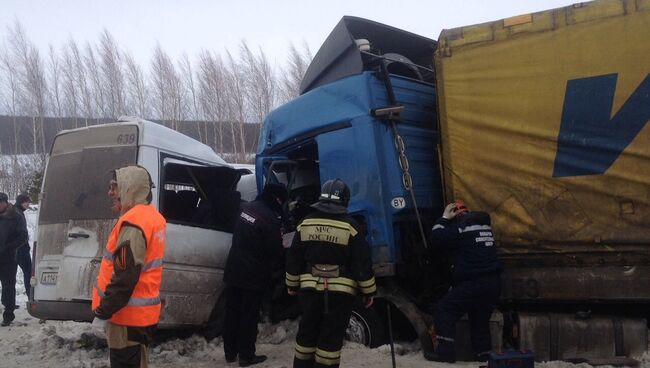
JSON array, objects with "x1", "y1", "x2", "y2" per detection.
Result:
[
  {"x1": 377, "y1": 59, "x2": 429, "y2": 249},
  {"x1": 389, "y1": 120, "x2": 429, "y2": 249}
]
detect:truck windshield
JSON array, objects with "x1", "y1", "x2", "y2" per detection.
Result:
[{"x1": 39, "y1": 125, "x2": 138, "y2": 224}]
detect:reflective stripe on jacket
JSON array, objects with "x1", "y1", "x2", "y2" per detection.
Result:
[
  {"x1": 286, "y1": 214, "x2": 376, "y2": 297},
  {"x1": 92, "y1": 204, "x2": 166, "y2": 326}
]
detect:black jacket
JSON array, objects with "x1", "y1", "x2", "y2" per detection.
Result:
[
  {"x1": 0, "y1": 203, "x2": 28, "y2": 264},
  {"x1": 285, "y1": 211, "x2": 376, "y2": 296},
  {"x1": 223, "y1": 195, "x2": 284, "y2": 291},
  {"x1": 431, "y1": 211, "x2": 501, "y2": 283},
  {"x1": 15, "y1": 206, "x2": 29, "y2": 250}
]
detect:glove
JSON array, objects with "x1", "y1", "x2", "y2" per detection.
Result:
[
  {"x1": 442, "y1": 203, "x2": 458, "y2": 220},
  {"x1": 91, "y1": 317, "x2": 107, "y2": 339}
]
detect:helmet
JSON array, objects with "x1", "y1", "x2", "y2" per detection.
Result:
[{"x1": 310, "y1": 179, "x2": 350, "y2": 214}]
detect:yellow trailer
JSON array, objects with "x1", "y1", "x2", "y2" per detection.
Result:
[
  {"x1": 437, "y1": 0, "x2": 650, "y2": 247},
  {"x1": 435, "y1": 0, "x2": 650, "y2": 360}
]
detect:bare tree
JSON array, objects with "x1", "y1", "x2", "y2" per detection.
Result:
[
  {"x1": 61, "y1": 40, "x2": 80, "y2": 126},
  {"x1": 279, "y1": 41, "x2": 312, "y2": 103},
  {"x1": 224, "y1": 49, "x2": 247, "y2": 160},
  {"x1": 98, "y1": 30, "x2": 126, "y2": 118},
  {"x1": 68, "y1": 40, "x2": 93, "y2": 126},
  {"x1": 85, "y1": 42, "x2": 107, "y2": 119},
  {"x1": 238, "y1": 41, "x2": 277, "y2": 159},
  {"x1": 179, "y1": 53, "x2": 202, "y2": 141},
  {"x1": 150, "y1": 44, "x2": 175, "y2": 127},
  {"x1": 0, "y1": 25, "x2": 45, "y2": 196},
  {"x1": 0, "y1": 43, "x2": 22, "y2": 154},
  {"x1": 124, "y1": 51, "x2": 148, "y2": 118},
  {"x1": 7, "y1": 21, "x2": 48, "y2": 156},
  {"x1": 0, "y1": 43, "x2": 5, "y2": 118},
  {"x1": 48, "y1": 45, "x2": 64, "y2": 130},
  {"x1": 197, "y1": 50, "x2": 227, "y2": 153},
  {"x1": 170, "y1": 60, "x2": 186, "y2": 130}
]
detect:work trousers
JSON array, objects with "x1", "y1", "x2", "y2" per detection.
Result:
[
  {"x1": 293, "y1": 290, "x2": 355, "y2": 368},
  {"x1": 16, "y1": 246, "x2": 31, "y2": 297},
  {"x1": 110, "y1": 345, "x2": 148, "y2": 368},
  {"x1": 223, "y1": 285, "x2": 264, "y2": 361},
  {"x1": 434, "y1": 273, "x2": 501, "y2": 360},
  {"x1": 107, "y1": 322, "x2": 151, "y2": 368},
  {"x1": 0, "y1": 262, "x2": 17, "y2": 322}
]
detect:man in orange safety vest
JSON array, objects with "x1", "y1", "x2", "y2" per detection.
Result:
[{"x1": 92, "y1": 165, "x2": 166, "y2": 368}]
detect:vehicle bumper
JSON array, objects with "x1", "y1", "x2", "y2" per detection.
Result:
[{"x1": 27, "y1": 300, "x2": 94, "y2": 322}]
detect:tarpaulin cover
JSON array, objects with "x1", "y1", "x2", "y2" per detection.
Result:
[{"x1": 435, "y1": 0, "x2": 650, "y2": 251}]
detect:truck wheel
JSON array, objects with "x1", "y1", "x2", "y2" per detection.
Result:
[{"x1": 346, "y1": 305, "x2": 387, "y2": 348}]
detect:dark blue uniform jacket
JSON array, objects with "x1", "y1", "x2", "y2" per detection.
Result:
[
  {"x1": 223, "y1": 195, "x2": 284, "y2": 291},
  {"x1": 431, "y1": 211, "x2": 501, "y2": 283}
]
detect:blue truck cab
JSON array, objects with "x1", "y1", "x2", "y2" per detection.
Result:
[{"x1": 256, "y1": 17, "x2": 445, "y2": 302}]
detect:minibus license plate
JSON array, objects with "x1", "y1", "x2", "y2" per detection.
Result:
[{"x1": 41, "y1": 272, "x2": 58, "y2": 285}]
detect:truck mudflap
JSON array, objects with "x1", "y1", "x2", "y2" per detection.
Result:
[
  {"x1": 516, "y1": 312, "x2": 647, "y2": 362},
  {"x1": 27, "y1": 300, "x2": 94, "y2": 322}
]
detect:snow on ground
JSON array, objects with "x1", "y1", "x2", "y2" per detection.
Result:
[
  {"x1": 0, "y1": 211, "x2": 648, "y2": 367},
  {"x1": 2, "y1": 301, "x2": 648, "y2": 368},
  {"x1": 3, "y1": 284, "x2": 648, "y2": 368}
]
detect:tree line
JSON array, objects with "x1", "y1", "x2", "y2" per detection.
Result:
[{"x1": 0, "y1": 21, "x2": 312, "y2": 199}]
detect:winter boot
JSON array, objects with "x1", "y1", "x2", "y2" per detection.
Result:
[{"x1": 239, "y1": 354, "x2": 267, "y2": 367}]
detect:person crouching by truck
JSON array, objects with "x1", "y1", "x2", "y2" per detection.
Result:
[
  {"x1": 286, "y1": 178, "x2": 376, "y2": 368},
  {"x1": 91, "y1": 165, "x2": 166, "y2": 368},
  {"x1": 425, "y1": 200, "x2": 501, "y2": 363},
  {"x1": 222, "y1": 183, "x2": 288, "y2": 367}
]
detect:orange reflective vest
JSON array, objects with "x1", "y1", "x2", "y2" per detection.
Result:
[{"x1": 92, "y1": 204, "x2": 166, "y2": 326}]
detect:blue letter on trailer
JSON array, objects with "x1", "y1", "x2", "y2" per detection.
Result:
[{"x1": 553, "y1": 73, "x2": 650, "y2": 177}]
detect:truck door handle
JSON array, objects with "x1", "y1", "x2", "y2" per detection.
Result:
[{"x1": 68, "y1": 232, "x2": 90, "y2": 239}]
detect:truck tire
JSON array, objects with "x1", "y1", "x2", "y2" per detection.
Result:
[{"x1": 346, "y1": 305, "x2": 387, "y2": 348}]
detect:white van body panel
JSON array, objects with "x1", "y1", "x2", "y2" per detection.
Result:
[{"x1": 159, "y1": 224, "x2": 232, "y2": 325}]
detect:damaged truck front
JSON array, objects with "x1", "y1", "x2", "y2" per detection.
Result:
[
  {"x1": 29, "y1": 117, "x2": 252, "y2": 332},
  {"x1": 256, "y1": 0, "x2": 650, "y2": 361}
]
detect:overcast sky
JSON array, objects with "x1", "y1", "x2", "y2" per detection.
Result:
[{"x1": 1, "y1": 0, "x2": 582, "y2": 66}]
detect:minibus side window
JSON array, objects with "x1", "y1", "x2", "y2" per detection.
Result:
[{"x1": 159, "y1": 160, "x2": 241, "y2": 232}]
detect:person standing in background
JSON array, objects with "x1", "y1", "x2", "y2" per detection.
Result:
[
  {"x1": 0, "y1": 192, "x2": 28, "y2": 326},
  {"x1": 14, "y1": 194, "x2": 32, "y2": 300}
]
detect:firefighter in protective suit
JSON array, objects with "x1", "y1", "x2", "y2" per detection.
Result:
[
  {"x1": 425, "y1": 200, "x2": 501, "y2": 363},
  {"x1": 286, "y1": 179, "x2": 376, "y2": 368}
]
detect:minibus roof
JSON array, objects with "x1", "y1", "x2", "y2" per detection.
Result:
[{"x1": 54, "y1": 117, "x2": 228, "y2": 166}]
